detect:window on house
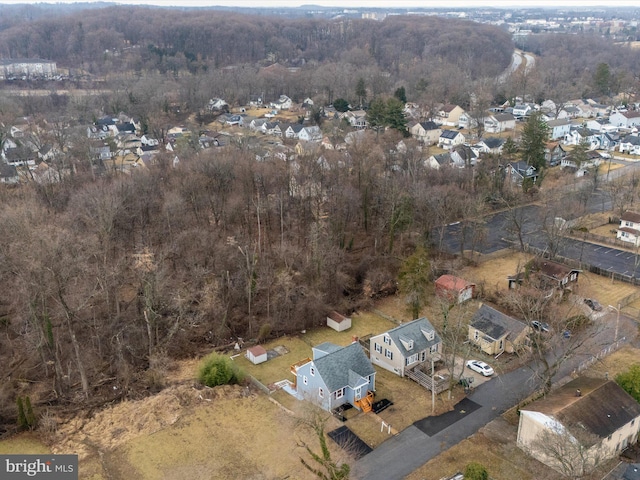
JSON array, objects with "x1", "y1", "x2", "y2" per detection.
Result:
[
  {"x1": 310, "y1": 367, "x2": 315, "y2": 376},
  {"x1": 383, "y1": 336, "x2": 391, "y2": 345},
  {"x1": 385, "y1": 349, "x2": 393, "y2": 360},
  {"x1": 335, "y1": 388, "x2": 344, "y2": 399},
  {"x1": 499, "y1": 339, "x2": 504, "y2": 350},
  {"x1": 375, "y1": 343, "x2": 382, "y2": 354},
  {"x1": 430, "y1": 344, "x2": 438, "y2": 354},
  {"x1": 474, "y1": 330, "x2": 479, "y2": 341},
  {"x1": 303, "y1": 375, "x2": 308, "y2": 386},
  {"x1": 319, "y1": 388, "x2": 324, "y2": 398}
]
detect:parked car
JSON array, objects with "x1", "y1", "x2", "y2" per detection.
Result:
[
  {"x1": 584, "y1": 298, "x2": 603, "y2": 311},
  {"x1": 531, "y1": 320, "x2": 550, "y2": 332},
  {"x1": 466, "y1": 360, "x2": 494, "y2": 377}
]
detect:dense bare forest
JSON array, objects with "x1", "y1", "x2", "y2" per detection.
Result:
[
  {"x1": 0, "y1": 128, "x2": 495, "y2": 428},
  {"x1": 0, "y1": 8, "x2": 512, "y2": 78}
]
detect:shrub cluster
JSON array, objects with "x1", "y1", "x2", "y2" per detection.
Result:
[{"x1": 197, "y1": 352, "x2": 245, "y2": 388}]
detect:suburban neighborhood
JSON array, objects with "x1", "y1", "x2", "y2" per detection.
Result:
[{"x1": 2, "y1": 3, "x2": 640, "y2": 480}]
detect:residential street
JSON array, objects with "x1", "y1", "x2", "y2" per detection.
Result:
[
  {"x1": 437, "y1": 163, "x2": 640, "y2": 280},
  {"x1": 352, "y1": 313, "x2": 636, "y2": 480}
]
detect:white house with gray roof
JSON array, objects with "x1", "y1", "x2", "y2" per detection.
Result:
[
  {"x1": 546, "y1": 118, "x2": 572, "y2": 140},
  {"x1": 438, "y1": 129, "x2": 465, "y2": 149},
  {"x1": 369, "y1": 318, "x2": 441, "y2": 377},
  {"x1": 290, "y1": 342, "x2": 376, "y2": 412}
]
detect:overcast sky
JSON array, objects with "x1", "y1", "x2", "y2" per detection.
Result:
[{"x1": 2, "y1": 0, "x2": 640, "y2": 8}]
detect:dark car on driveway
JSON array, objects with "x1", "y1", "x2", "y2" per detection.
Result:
[{"x1": 584, "y1": 298, "x2": 603, "y2": 311}]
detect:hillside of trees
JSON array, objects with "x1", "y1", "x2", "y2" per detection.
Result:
[{"x1": 0, "y1": 8, "x2": 513, "y2": 80}]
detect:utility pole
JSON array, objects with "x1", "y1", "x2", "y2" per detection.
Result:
[{"x1": 608, "y1": 304, "x2": 621, "y2": 343}]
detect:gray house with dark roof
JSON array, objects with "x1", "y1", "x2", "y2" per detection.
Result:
[
  {"x1": 369, "y1": 318, "x2": 441, "y2": 377},
  {"x1": 290, "y1": 342, "x2": 376, "y2": 412},
  {"x1": 468, "y1": 304, "x2": 530, "y2": 355}
]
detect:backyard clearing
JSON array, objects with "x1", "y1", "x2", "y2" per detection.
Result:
[{"x1": 458, "y1": 250, "x2": 640, "y2": 310}]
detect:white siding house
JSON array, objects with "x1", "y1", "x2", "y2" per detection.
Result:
[{"x1": 617, "y1": 211, "x2": 640, "y2": 246}]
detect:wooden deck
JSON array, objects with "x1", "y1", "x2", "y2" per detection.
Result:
[{"x1": 406, "y1": 366, "x2": 449, "y2": 394}]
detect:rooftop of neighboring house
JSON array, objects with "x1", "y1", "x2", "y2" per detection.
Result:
[
  {"x1": 380, "y1": 317, "x2": 441, "y2": 358},
  {"x1": 435, "y1": 274, "x2": 474, "y2": 292},
  {"x1": 546, "y1": 118, "x2": 572, "y2": 127},
  {"x1": 522, "y1": 377, "x2": 640, "y2": 445},
  {"x1": 534, "y1": 258, "x2": 578, "y2": 281},
  {"x1": 621, "y1": 211, "x2": 640, "y2": 223},
  {"x1": 470, "y1": 304, "x2": 527, "y2": 341},
  {"x1": 492, "y1": 113, "x2": 516, "y2": 122}
]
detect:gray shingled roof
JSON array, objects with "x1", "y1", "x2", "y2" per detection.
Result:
[
  {"x1": 470, "y1": 304, "x2": 526, "y2": 341},
  {"x1": 313, "y1": 342, "x2": 375, "y2": 393},
  {"x1": 493, "y1": 113, "x2": 515, "y2": 122},
  {"x1": 385, "y1": 317, "x2": 441, "y2": 359},
  {"x1": 526, "y1": 377, "x2": 640, "y2": 446},
  {"x1": 434, "y1": 153, "x2": 452, "y2": 165},
  {"x1": 546, "y1": 118, "x2": 571, "y2": 127}
]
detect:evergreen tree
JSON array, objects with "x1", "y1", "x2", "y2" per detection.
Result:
[
  {"x1": 385, "y1": 97, "x2": 408, "y2": 135},
  {"x1": 593, "y1": 63, "x2": 612, "y2": 96},
  {"x1": 366, "y1": 97, "x2": 407, "y2": 136},
  {"x1": 398, "y1": 246, "x2": 431, "y2": 319},
  {"x1": 394, "y1": 86, "x2": 407, "y2": 103},
  {"x1": 366, "y1": 98, "x2": 387, "y2": 131},
  {"x1": 333, "y1": 98, "x2": 349, "y2": 113},
  {"x1": 521, "y1": 112, "x2": 549, "y2": 172}
]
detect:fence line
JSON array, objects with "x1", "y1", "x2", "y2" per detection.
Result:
[
  {"x1": 518, "y1": 242, "x2": 640, "y2": 287},
  {"x1": 247, "y1": 374, "x2": 272, "y2": 395},
  {"x1": 372, "y1": 309, "x2": 402, "y2": 325},
  {"x1": 574, "y1": 337, "x2": 627, "y2": 375}
]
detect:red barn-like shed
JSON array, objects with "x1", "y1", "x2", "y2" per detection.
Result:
[{"x1": 435, "y1": 275, "x2": 475, "y2": 304}]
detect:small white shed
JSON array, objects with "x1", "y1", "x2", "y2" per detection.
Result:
[
  {"x1": 326, "y1": 311, "x2": 352, "y2": 332},
  {"x1": 246, "y1": 345, "x2": 268, "y2": 365}
]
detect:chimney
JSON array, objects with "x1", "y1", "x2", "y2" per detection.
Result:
[{"x1": 352, "y1": 335, "x2": 359, "y2": 344}]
